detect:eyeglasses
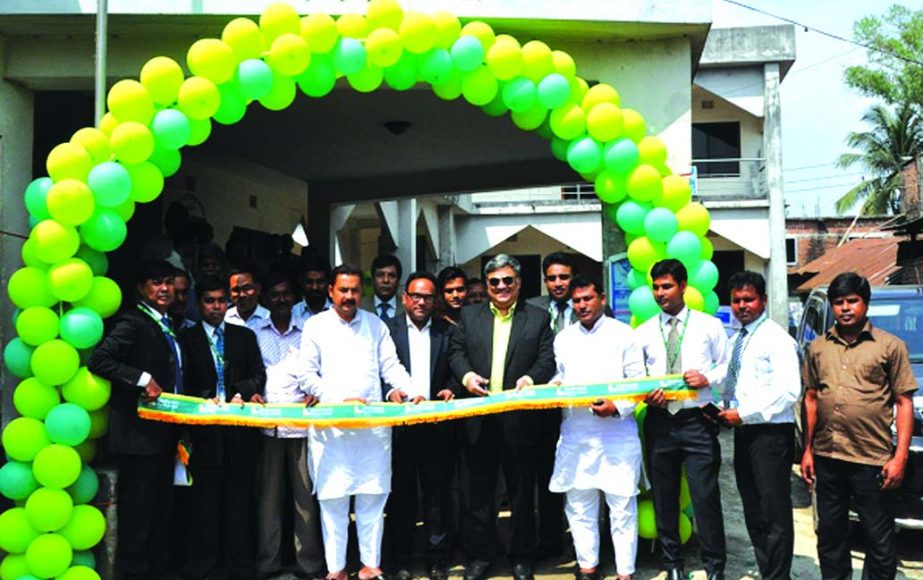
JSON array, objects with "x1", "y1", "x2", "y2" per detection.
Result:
[
  {"x1": 545, "y1": 274, "x2": 572, "y2": 282},
  {"x1": 407, "y1": 293, "x2": 435, "y2": 304},
  {"x1": 487, "y1": 276, "x2": 515, "y2": 288}
]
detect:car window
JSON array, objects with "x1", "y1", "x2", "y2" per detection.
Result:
[
  {"x1": 801, "y1": 297, "x2": 826, "y2": 345},
  {"x1": 868, "y1": 299, "x2": 923, "y2": 363}
]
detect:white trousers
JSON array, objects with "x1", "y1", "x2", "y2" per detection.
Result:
[
  {"x1": 319, "y1": 493, "x2": 388, "y2": 573},
  {"x1": 564, "y1": 489, "x2": 638, "y2": 576}
]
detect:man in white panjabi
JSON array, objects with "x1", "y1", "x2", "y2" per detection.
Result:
[
  {"x1": 290, "y1": 264, "x2": 414, "y2": 580},
  {"x1": 548, "y1": 274, "x2": 645, "y2": 580}
]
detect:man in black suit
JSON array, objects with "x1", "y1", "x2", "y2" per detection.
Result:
[
  {"x1": 88, "y1": 260, "x2": 184, "y2": 580},
  {"x1": 448, "y1": 254, "x2": 556, "y2": 580},
  {"x1": 383, "y1": 272, "x2": 456, "y2": 580},
  {"x1": 179, "y1": 276, "x2": 267, "y2": 580}
]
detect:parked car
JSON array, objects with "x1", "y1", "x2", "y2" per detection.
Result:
[{"x1": 795, "y1": 285, "x2": 923, "y2": 530}]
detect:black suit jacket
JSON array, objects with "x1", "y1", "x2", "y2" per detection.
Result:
[
  {"x1": 384, "y1": 314, "x2": 452, "y2": 401},
  {"x1": 179, "y1": 322, "x2": 266, "y2": 466},
  {"x1": 448, "y1": 301, "x2": 555, "y2": 447},
  {"x1": 88, "y1": 305, "x2": 180, "y2": 456}
]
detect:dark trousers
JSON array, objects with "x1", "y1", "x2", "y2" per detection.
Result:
[
  {"x1": 734, "y1": 423, "x2": 794, "y2": 580},
  {"x1": 115, "y1": 448, "x2": 176, "y2": 580},
  {"x1": 464, "y1": 416, "x2": 538, "y2": 564},
  {"x1": 386, "y1": 422, "x2": 455, "y2": 568},
  {"x1": 815, "y1": 455, "x2": 896, "y2": 580},
  {"x1": 183, "y1": 452, "x2": 258, "y2": 580},
  {"x1": 645, "y1": 407, "x2": 726, "y2": 574},
  {"x1": 535, "y1": 409, "x2": 564, "y2": 554}
]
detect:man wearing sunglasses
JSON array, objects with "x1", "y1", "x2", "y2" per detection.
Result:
[{"x1": 448, "y1": 254, "x2": 556, "y2": 580}]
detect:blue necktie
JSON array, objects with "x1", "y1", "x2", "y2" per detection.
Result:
[
  {"x1": 160, "y1": 316, "x2": 184, "y2": 394},
  {"x1": 379, "y1": 302, "x2": 391, "y2": 321},
  {"x1": 214, "y1": 327, "x2": 226, "y2": 401},
  {"x1": 724, "y1": 327, "x2": 748, "y2": 406}
]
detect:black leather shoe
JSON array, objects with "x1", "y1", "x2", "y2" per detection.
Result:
[
  {"x1": 574, "y1": 571, "x2": 600, "y2": 580},
  {"x1": 666, "y1": 569, "x2": 686, "y2": 580},
  {"x1": 511, "y1": 563, "x2": 534, "y2": 580},
  {"x1": 464, "y1": 560, "x2": 490, "y2": 580}
]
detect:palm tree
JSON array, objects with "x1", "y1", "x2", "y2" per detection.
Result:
[{"x1": 835, "y1": 103, "x2": 923, "y2": 215}]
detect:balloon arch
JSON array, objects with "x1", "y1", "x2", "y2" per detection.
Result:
[{"x1": 1, "y1": 1, "x2": 715, "y2": 576}]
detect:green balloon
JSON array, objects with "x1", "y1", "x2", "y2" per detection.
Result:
[
  {"x1": 31, "y1": 339, "x2": 81, "y2": 386},
  {"x1": 7, "y1": 267, "x2": 56, "y2": 310},
  {"x1": 666, "y1": 231, "x2": 704, "y2": 267},
  {"x1": 0, "y1": 508, "x2": 41, "y2": 554},
  {"x1": 2, "y1": 417, "x2": 50, "y2": 463},
  {"x1": 72, "y1": 276, "x2": 122, "y2": 318},
  {"x1": 66, "y1": 465, "x2": 99, "y2": 504},
  {"x1": 594, "y1": 171, "x2": 627, "y2": 205},
  {"x1": 87, "y1": 161, "x2": 132, "y2": 208},
  {"x1": 461, "y1": 65, "x2": 498, "y2": 106},
  {"x1": 59, "y1": 307, "x2": 105, "y2": 350},
  {"x1": 501, "y1": 76, "x2": 537, "y2": 113},
  {"x1": 679, "y1": 513, "x2": 693, "y2": 544},
  {"x1": 644, "y1": 207, "x2": 679, "y2": 243},
  {"x1": 549, "y1": 136, "x2": 568, "y2": 161},
  {"x1": 4, "y1": 338, "x2": 35, "y2": 379},
  {"x1": 296, "y1": 53, "x2": 336, "y2": 98},
  {"x1": 74, "y1": 246, "x2": 108, "y2": 276},
  {"x1": 690, "y1": 259, "x2": 719, "y2": 292},
  {"x1": 626, "y1": 268, "x2": 648, "y2": 290},
  {"x1": 44, "y1": 403, "x2": 92, "y2": 447},
  {"x1": 74, "y1": 439, "x2": 97, "y2": 464},
  {"x1": 0, "y1": 461, "x2": 39, "y2": 502},
  {"x1": 511, "y1": 104, "x2": 547, "y2": 131},
  {"x1": 24, "y1": 532, "x2": 73, "y2": 578},
  {"x1": 450, "y1": 35, "x2": 484, "y2": 72},
  {"x1": 347, "y1": 65, "x2": 384, "y2": 93},
  {"x1": 566, "y1": 136, "x2": 603, "y2": 175},
  {"x1": 237, "y1": 58, "x2": 274, "y2": 100},
  {"x1": 58, "y1": 505, "x2": 106, "y2": 550},
  {"x1": 627, "y1": 164, "x2": 663, "y2": 202},
  {"x1": 419, "y1": 47, "x2": 453, "y2": 85},
  {"x1": 71, "y1": 550, "x2": 96, "y2": 568},
  {"x1": 637, "y1": 499, "x2": 658, "y2": 539},
  {"x1": 31, "y1": 219, "x2": 80, "y2": 264},
  {"x1": 80, "y1": 209, "x2": 127, "y2": 253},
  {"x1": 431, "y1": 69, "x2": 463, "y2": 101},
  {"x1": 213, "y1": 82, "x2": 247, "y2": 125},
  {"x1": 58, "y1": 565, "x2": 102, "y2": 580},
  {"x1": 615, "y1": 200, "x2": 652, "y2": 236},
  {"x1": 628, "y1": 285, "x2": 661, "y2": 322},
  {"x1": 13, "y1": 377, "x2": 61, "y2": 419},
  {"x1": 536, "y1": 72, "x2": 571, "y2": 109},
  {"x1": 481, "y1": 92, "x2": 509, "y2": 118},
  {"x1": 33, "y1": 444, "x2": 82, "y2": 489},
  {"x1": 604, "y1": 139, "x2": 641, "y2": 175},
  {"x1": 332, "y1": 37, "x2": 366, "y2": 75},
  {"x1": 149, "y1": 147, "x2": 182, "y2": 178},
  {"x1": 15, "y1": 307, "x2": 60, "y2": 347},
  {"x1": 24, "y1": 177, "x2": 53, "y2": 221},
  {"x1": 384, "y1": 51, "x2": 419, "y2": 91},
  {"x1": 88, "y1": 408, "x2": 109, "y2": 439},
  {"x1": 25, "y1": 488, "x2": 73, "y2": 532},
  {"x1": 704, "y1": 290, "x2": 720, "y2": 315},
  {"x1": 258, "y1": 74, "x2": 296, "y2": 111},
  {"x1": 21, "y1": 238, "x2": 49, "y2": 269},
  {"x1": 61, "y1": 367, "x2": 111, "y2": 411},
  {"x1": 0, "y1": 554, "x2": 31, "y2": 580}
]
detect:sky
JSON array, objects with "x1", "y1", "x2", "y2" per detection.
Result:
[{"x1": 711, "y1": 0, "x2": 921, "y2": 217}]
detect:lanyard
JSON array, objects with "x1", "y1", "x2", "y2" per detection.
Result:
[
  {"x1": 733, "y1": 315, "x2": 768, "y2": 361},
  {"x1": 136, "y1": 304, "x2": 176, "y2": 340},
  {"x1": 207, "y1": 328, "x2": 225, "y2": 367},
  {"x1": 658, "y1": 309, "x2": 690, "y2": 372}
]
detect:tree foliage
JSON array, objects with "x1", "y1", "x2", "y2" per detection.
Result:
[
  {"x1": 836, "y1": 104, "x2": 923, "y2": 215},
  {"x1": 844, "y1": 5, "x2": 923, "y2": 111}
]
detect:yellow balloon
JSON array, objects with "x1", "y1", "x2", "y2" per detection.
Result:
[
  {"x1": 400, "y1": 12, "x2": 437, "y2": 54},
  {"x1": 260, "y1": 2, "x2": 301, "y2": 44},
  {"x1": 366, "y1": 0, "x2": 403, "y2": 31},
  {"x1": 568, "y1": 76, "x2": 589, "y2": 104},
  {"x1": 549, "y1": 102, "x2": 586, "y2": 141},
  {"x1": 582, "y1": 83, "x2": 620, "y2": 111},
  {"x1": 522, "y1": 40, "x2": 554, "y2": 83},
  {"x1": 684, "y1": 286, "x2": 705, "y2": 312},
  {"x1": 106, "y1": 79, "x2": 155, "y2": 124},
  {"x1": 47, "y1": 179, "x2": 96, "y2": 226},
  {"x1": 177, "y1": 76, "x2": 221, "y2": 120},
  {"x1": 638, "y1": 135, "x2": 668, "y2": 167},
  {"x1": 222, "y1": 17, "x2": 265, "y2": 61},
  {"x1": 432, "y1": 10, "x2": 461, "y2": 49},
  {"x1": 622, "y1": 108, "x2": 647, "y2": 143},
  {"x1": 70, "y1": 128, "x2": 110, "y2": 165},
  {"x1": 552, "y1": 50, "x2": 577, "y2": 78},
  {"x1": 586, "y1": 102, "x2": 624, "y2": 143},
  {"x1": 300, "y1": 13, "x2": 339, "y2": 53},
  {"x1": 98, "y1": 112, "x2": 119, "y2": 136},
  {"x1": 46, "y1": 143, "x2": 93, "y2": 183},
  {"x1": 268, "y1": 33, "x2": 312, "y2": 76},
  {"x1": 140, "y1": 56, "x2": 186, "y2": 106},
  {"x1": 486, "y1": 35, "x2": 523, "y2": 81},
  {"x1": 110, "y1": 121, "x2": 155, "y2": 165},
  {"x1": 337, "y1": 13, "x2": 369, "y2": 39},
  {"x1": 187, "y1": 38, "x2": 238, "y2": 85},
  {"x1": 366, "y1": 28, "x2": 403, "y2": 68},
  {"x1": 460, "y1": 21, "x2": 495, "y2": 51}
]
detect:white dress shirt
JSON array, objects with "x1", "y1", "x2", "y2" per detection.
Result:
[
  {"x1": 718, "y1": 313, "x2": 801, "y2": 425},
  {"x1": 405, "y1": 316, "x2": 432, "y2": 401},
  {"x1": 290, "y1": 309, "x2": 413, "y2": 500},
  {"x1": 254, "y1": 316, "x2": 308, "y2": 438},
  {"x1": 374, "y1": 296, "x2": 398, "y2": 319},
  {"x1": 292, "y1": 298, "x2": 332, "y2": 321},
  {"x1": 635, "y1": 306, "x2": 729, "y2": 410},
  {"x1": 225, "y1": 304, "x2": 270, "y2": 331},
  {"x1": 549, "y1": 316, "x2": 646, "y2": 496}
]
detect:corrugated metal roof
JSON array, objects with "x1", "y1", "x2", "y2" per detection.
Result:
[{"x1": 794, "y1": 237, "x2": 903, "y2": 292}]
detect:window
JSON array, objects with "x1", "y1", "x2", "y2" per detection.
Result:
[
  {"x1": 693, "y1": 122, "x2": 741, "y2": 177},
  {"x1": 786, "y1": 237, "x2": 798, "y2": 265},
  {"x1": 561, "y1": 183, "x2": 596, "y2": 201}
]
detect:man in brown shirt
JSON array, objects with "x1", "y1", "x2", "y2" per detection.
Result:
[{"x1": 801, "y1": 272, "x2": 918, "y2": 580}]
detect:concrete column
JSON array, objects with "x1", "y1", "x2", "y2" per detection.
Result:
[
  {"x1": 764, "y1": 63, "x2": 788, "y2": 327},
  {"x1": 307, "y1": 193, "x2": 332, "y2": 263},
  {"x1": 437, "y1": 205, "x2": 457, "y2": 268},
  {"x1": 0, "y1": 60, "x2": 34, "y2": 427},
  {"x1": 394, "y1": 198, "x2": 418, "y2": 280}
]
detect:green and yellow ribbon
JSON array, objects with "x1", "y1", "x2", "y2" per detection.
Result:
[{"x1": 139, "y1": 374, "x2": 694, "y2": 429}]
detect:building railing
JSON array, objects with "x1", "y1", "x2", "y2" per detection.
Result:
[{"x1": 692, "y1": 158, "x2": 768, "y2": 200}]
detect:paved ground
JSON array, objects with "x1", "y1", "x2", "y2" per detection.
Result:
[{"x1": 272, "y1": 430, "x2": 923, "y2": 580}]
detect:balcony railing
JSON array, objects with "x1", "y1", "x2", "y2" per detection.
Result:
[{"x1": 692, "y1": 158, "x2": 768, "y2": 201}]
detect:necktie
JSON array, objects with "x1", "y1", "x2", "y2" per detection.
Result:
[
  {"x1": 723, "y1": 327, "x2": 748, "y2": 407},
  {"x1": 553, "y1": 301, "x2": 567, "y2": 334},
  {"x1": 160, "y1": 316, "x2": 184, "y2": 394},
  {"x1": 379, "y1": 302, "x2": 391, "y2": 321},
  {"x1": 214, "y1": 327, "x2": 226, "y2": 401},
  {"x1": 666, "y1": 318, "x2": 681, "y2": 374}
]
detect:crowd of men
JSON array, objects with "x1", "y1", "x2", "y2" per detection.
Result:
[{"x1": 88, "y1": 250, "x2": 918, "y2": 580}]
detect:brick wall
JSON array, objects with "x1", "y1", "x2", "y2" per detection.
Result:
[{"x1": 786, "y1": 217, "x2": 894, "y2": 269}]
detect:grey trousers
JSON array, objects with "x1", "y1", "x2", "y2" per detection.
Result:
[{"x1": 256, "y1": 436, "x2": 325, "y2": 576}]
